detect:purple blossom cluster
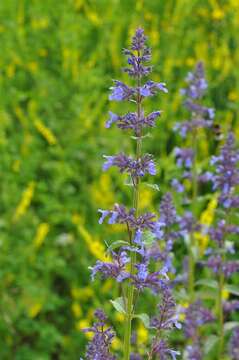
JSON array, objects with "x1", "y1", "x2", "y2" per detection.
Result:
[
  {"x1": 103, "y1": 153, "x2": 156, "y2": 180},
  {"x1": 175, "y1": 61, "x2": 214, "y2": 139},
  {"x1": 229, "y1": 327, "x2": 239, "y2": 360},
  {"x1": 183, "y1": 301, "x2": 214, "y2": 359},
  {"x1": 211, "y1": 132, "x2": 239, "y2": 208},
  {"x1": 172, "y1": 61, "x2": 215, "y2": 195},
  {"x1": 204, "y1": 134, "x2": 239, "y2": 279},
  {"x1": 82, "y1": 309, "x2": 116, "y2": 360}
]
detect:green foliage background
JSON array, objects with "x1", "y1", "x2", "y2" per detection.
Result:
[{"x1": 0, "y1": 0, "x2": 239, "y2": 359}]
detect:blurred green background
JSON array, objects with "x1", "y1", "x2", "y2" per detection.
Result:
[{"x1": 0, "y1": 0, "x2": 239, "y2": 358}]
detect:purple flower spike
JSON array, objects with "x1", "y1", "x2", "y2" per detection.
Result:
[
  {"x1": 212, "y1": 132, "x2": 239, "y2": 207},
  {"x1": 83, "y1": 309, "x2": 116, "y2": 360},
  {"x1": 229, "y1": 327, "x2": 239, "y2": 360}
]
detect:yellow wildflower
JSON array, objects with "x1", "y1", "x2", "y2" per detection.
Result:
[
  {"x1": 13, "y1": 181, "x2": 36, "y2": 222},
  {"x1": 185, "y1": 57, "x2": 195, "y2": 67},
  {"x1": 115, "y1": 312, "x2": 124, "y2": 322},
  {"x1": 27, "y1": 61, "x2": 38, "y2": 74},
  {"x1": 228, "y1": 91, "x2": 238, "y2": 101},
  {"x1": 101, "y1": 279, "x2": 113, "y2": 294},
  {"x1": 212, "y1": 8, "x2": 224, "y2": 20},
  {"x1": 222, "y1": 289, "x2": 229, "y2": 300},
  {"x1": 90, "y1": 173, "x2": 114, "y2": 207},
  {"x1": 34, "y1": 119, "x2": 57, "y2": 145},
  {"x1": 74, "y1": 0, "x2": 84, "y2": 10},
  {"x1": 34, "y1": 223, "x2": 50, "y2": 249},
  {"x1": 6, "y1": 64, "x2": 15, "y2": 78},
  {"x1": 71, "y1": 286, "x2": 94, "y2": 300},
  {"x1": 194, "y1": 195, "x2": 218, "y2": 254},
  {"x1": 28, "y1": 302, "x2": 42, "y2": 318},
  {"x1": 179, "y1": 302, "x2": 189, "y2": 321},
  {"x1": 139, "y1": 187, "x2": 153, "y2": 210},
  {"x1": 138, "y1": 322, "x2": 148, "y2": 344},
  {"x1": 112, "y1": 337, "x2": 121, "y2": 350},
  {"x1": 76, "y1": 319, "x2": 92, "y2": 339},
  {"x1": 77, "y1": 223, "x2": 107, "y2": 261},
  {"x1": 86, "y1": 11, "x2": 101, "y2": 26},
  {"x1": 71, "y1": 302, "x2": 83, "y2": 318}
]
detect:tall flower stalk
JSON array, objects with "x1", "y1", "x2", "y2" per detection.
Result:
[
  {"x1": 173, "y1": 62, "x2": 215, "y2": 301},
  {"x1": 206, "y1": 132, "x2": 239, "y2": 357},
  {"x1": 108, "y1": 28, "x2": 167, "y2": 360},
  {"x1": 83, "y1": 28, "x2": 181, "y2": 360}
]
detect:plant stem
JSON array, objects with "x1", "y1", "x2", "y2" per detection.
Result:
[
  {"x1": 188, "y1": 127, "x2": 198, "y2": 302},
  {"x1": 217, "y1": 212, "x2": 229, "y2": 358},
  {"x1": 123, "y1": 61, "x2": 142, "y2": 360},
  {"x1": 217, "y1": 263, "x2": 225, "y2": 358}
]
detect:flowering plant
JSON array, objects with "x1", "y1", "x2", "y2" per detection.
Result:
[{"x1": 82, "y1": 28, "x2": 181, "y2": 360}]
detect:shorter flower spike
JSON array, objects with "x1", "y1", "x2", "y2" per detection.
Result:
[
  {"x1": 229, "y1": 327, "x2": 239, "y2": 360},
  {"x1": 83, "y1": 309, "x2": 116, "y2": 360}
]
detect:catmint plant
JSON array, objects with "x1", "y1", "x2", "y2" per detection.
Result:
[
  {"x1": 204, "y1": 132, "x2": 239, "y2": 357},
  {"x1": 173, "y1": 62, "x2": 215, "y2": 301},
  {"x1": 183, "y1": 300, "x2": 214, "y2": 359},
  {"x1": 82, "y1": 28, "x2": 181, "y2": 360}
]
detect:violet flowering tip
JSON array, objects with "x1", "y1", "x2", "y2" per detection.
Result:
[
  {"x1": 105, "y1": 111, "x2": 119, "y2": 128},
  {"x1": 98, "y1": 209, "x2": 110, "y2": 224}
]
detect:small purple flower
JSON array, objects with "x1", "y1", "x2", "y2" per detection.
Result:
[
  {"x1": 150, "y1": 339, "x2": 180, "y2": 360},
  {"x1": 184, "y1": 301, "x2": 214, "y2": 340},
  {"x1": 91, "y1": 251, "x2": 130, "y2": 282},
  {"x1": 171, "y1": 178, "x2": 184, "y2": 193},
  {"x1": 130, "y1": 354, "x2": 142, "y2": 360},
  {"x1": 105, "y1": 111, "x2": 120, "y2": 128},
  {"x1": 140, "y1": 80, "x2": 168, "y2": 97},
  {"x1": 174, "y1": 147, "x2": 194, "y2": 168},
  {"x1": 223, "y1": 300, "x2": 239, "y2": 313},
  {"x1": 109, "y1": 80, "x2": 135, "y2": 101},
  {"x1": 98, "y1": 209, "x2": 111, "y2": 224},
  {"x1": 185, "y1": 344, "x2": 202, "y2": 360}
]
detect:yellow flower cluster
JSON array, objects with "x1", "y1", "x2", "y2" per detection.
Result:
[
  {"x1": 13, "y1": 181, "x2": 36, "y2": 222},
  {"x1": 34, "y1": 223, "x2": 50, "y2": 249},
  {"x1": 34, "y1": 119, "x2": 57, "y2": 145},
  {"x1": 194, "y1": 195, "x2": 218, "y2": 254}
]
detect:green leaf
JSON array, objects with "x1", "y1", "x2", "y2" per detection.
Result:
[
  {"x1": 133, "y1": 313, "x2": 150, "y2": 328},
  {"x1": 204, "y1": 335, "x2": 219, "y2": 354},
  {"x1": 110, "y1": 297, "x2": 126, "y2": 314},
  {"x1": 144, "y1": 183, "x2": 160, "y2": 191},
  {"x1": 224, "y1": 284, "x2": 239, "y2": 296},
  {"x1": 106, "y1": 240, "x2": 129, "y2": 252},
  {"x1": 143, "y1": 231, "x2": 155, "y2": 248},
  {"x1": 196, "y1": 279, "x2": 218, "y2": 289},
  {"x1": 224, "y1": 321, "x2": 239, "y2": 332}
]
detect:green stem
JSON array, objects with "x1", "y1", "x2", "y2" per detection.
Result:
[
  {"x1": 217, "y1": 212, "x2": 230, "y2": 358},
  {"x1": 123, "y1": 62, "x2": 142, "y2": 360},
  {"x1": 188, "y1": 127, "x2": 198, "y2": 302},
  {"x1": 218, "y1": 263, "x2": 225, "y2": 358}
]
